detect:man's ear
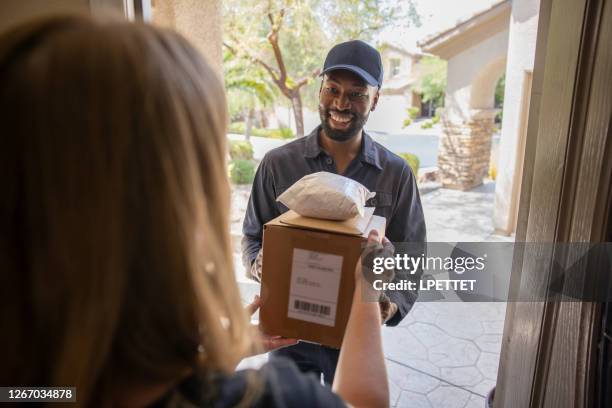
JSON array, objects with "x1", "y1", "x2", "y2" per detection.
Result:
[{"x1": 370, "y1": 88, "x2": 380, "y2": 112}]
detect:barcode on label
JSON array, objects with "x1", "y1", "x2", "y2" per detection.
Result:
[{"x1": 294, "y1": 300, "x2": 331, "y2": 316}]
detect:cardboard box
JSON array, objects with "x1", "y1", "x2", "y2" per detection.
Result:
[{"x1": 259, "y1": 208, "x2": 386, "y2": 348}]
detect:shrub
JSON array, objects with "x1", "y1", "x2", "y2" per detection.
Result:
[
  {"x1": 431, "y1": 111, "x2": 441, "y2": 124},
  {"x1": 229, "y1": 140, "x2": 254, "y2": 160},
  {"x1": 229, "y1": 159, "x2": 256, "y2": 184},
  {"x1": 399, "y1": 153, "x2": 420, "y2": 177},
  {"x1": 402, "y1": 118, "x2": 412, "y2": 128},
  {"x1": 228, "y1": 121, "x2": 246, "y2": 134},
  {"x1": 228, "y1": 122, "x2": 294, "y2": 139},
  {"x1": 252, "y1": 127, "x2": 294, "y2": 139},
  {"x1": 277, "y1": 127, "x2": 295, "y2": 139},
  {"x1": 250, "y1": 128, "x2": 265, "y2": 137},
  {"x1": 495, "y1": 110, "x2": 503, "y2": 125},
  {"x1": 489, "y1": 164, "x2": 497, "y2": 181},
  {"x1": 421, "y1": 120, "x2": 433, "y2": 129},
  {"x1": 407, "y1": 106, "x2": 420, "y2": 119}
]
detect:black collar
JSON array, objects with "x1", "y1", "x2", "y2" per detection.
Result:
[{"x1": 303, "y1": 125, "x2": 383, "y2": 170}]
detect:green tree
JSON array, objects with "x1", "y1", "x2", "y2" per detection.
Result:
[
  {"x1": 317, "y1": 0, "x2": 421, "y2": 41},
  {"x1": 224, "y1": 51, "x2": 277, "y2": 140},
  {"x1": 415, "y1": 55, "x2": 447, "y2": 108},
  {"x1": 223, "y1": 0, "x2": 419, "y2": 137},
  {"x1": 494, "y1": 73, "x2": 505, "y2": 124}
]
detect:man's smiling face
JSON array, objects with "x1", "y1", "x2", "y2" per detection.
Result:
[{"x1": 318, "y1": 69, "x2": 379, "y2": 142}]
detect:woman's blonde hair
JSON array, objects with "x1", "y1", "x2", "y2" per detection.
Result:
[{"x1": 0, "y1": 16, "x2": 255, "y2": 405}]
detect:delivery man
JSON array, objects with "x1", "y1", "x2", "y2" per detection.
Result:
[{"x1": 241, "y1": 40, "x2": 427, "y2": 384}]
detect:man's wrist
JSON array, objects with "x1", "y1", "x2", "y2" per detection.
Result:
[
  {"x1": 378, "y1": 293, "x2": 398, "y2": 323},
  {"x1": 385, "y1": 302, "x2": 398, "y2": 323},
  {"x1": 248, "y1": 249, "x2": 264, "y2": 282}
]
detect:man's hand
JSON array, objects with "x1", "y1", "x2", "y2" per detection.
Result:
[
  {"x1": 246, "y1": 295, "x2": 298, "y2": 353},
  {"x1": 379, "y1": 296, "x2": 398, "y2": 323},
  {"x1": 247, "y1": 249, "x2": 264, "y2": 283},
  {"x1": 360, "y1": 231, "x2": 398, "y2": 323}
]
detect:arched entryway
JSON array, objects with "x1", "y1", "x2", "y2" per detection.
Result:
[{"x1": 420, "y1": 0, "x2": 510, "y2": 190}]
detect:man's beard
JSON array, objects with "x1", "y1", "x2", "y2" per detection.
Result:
[{"x1": 319, "y1": 106, "x2": 369, "y2": 142}]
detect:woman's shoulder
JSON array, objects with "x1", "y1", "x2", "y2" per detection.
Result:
[{"x1": 159, "y1": 357, "x2": 347, "y2": 408}]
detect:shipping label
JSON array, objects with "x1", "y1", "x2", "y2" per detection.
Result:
[{"x1": 287, "y1": 248, "x2": 343, "y2": 326}]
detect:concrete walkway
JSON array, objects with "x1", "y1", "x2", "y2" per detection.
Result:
[
  {"x1": 232, "y1": 181, "x2": 509, "y2": 408},
  {"x1": 383, "y1": 182, "x2": 509, "y2": 408}
]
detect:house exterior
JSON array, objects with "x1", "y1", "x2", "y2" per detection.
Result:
[
  {"x1": 419, "y1": 0, "x2": 540, "y2": 235},
  {"x1": 366, "y1": 43, "x2": 425, "y2": 134},
  {"x1": 491, "y1": 0, "x2": 540, "y2": 235},
  {"x1": 419, "y1": 0, "x2": 511, "y2": 191}
]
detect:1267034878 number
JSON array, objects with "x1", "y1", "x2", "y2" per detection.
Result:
[{"x1": 1, "y1": 387, "x2": 76, "y2": 402}]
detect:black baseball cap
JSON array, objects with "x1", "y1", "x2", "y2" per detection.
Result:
[{"x1": 321, "y1": 40, "x2": 384, "y2": 87}]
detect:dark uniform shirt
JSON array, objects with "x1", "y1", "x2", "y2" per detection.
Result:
[{"x1": 241, "y1": 126, "x2": 426, "y2": 326}]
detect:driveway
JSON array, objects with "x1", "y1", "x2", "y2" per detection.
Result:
[
  {"x1": 369, "y1": 132, "x2": 440, "y2": 168},
  {"x1": 228, "y1": 130, "x2": 441, "y2": 168}
]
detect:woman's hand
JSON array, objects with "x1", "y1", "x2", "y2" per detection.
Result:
[{"x1": 245, "y1": 295, "x2": 298, "y2": 353}]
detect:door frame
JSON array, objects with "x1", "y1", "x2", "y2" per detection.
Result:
[{"x1": 495, "y1": 0, "x2": 612, "y2": 406}]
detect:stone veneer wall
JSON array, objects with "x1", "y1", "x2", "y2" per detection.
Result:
[{"x1": 438, "y1": 113, "x2": 496, "y2": 190}]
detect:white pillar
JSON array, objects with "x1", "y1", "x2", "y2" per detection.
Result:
[{"x1": 493, "y1": 0, "x2": 540, "y2": 235}]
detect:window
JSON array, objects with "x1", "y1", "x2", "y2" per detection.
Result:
[{"x1": 390, "y1": 58, "x2": 401, "y2": 77}]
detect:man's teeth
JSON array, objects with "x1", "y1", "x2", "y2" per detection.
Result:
[{"x1": 330, "y1": 112, "x2": 351, "y2": 123}]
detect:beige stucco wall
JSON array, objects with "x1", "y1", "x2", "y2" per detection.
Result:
[
  {"x1": 443, "y1": 28, "x2": 509, "y2": 123},
  {"x1": 381, "y1": 48, "x2": 413, "y2": 79},
  {"x1": 0, "y1": 0, "x2": 91, "y2": 34},
  {"x1": 1, "y1": 0, "x2": 226, "y2": 78},
  {"x1": 434, "y1": 26, "x2": 509, "y2": 190},
  {"x1": 493, "y1": 0, "x2": 540, "y2": 234},
  {"x1": 369, "y1": 47, "x2": 420, "y2": 133},
  {"x1": 0, "y1": 0, "x2": 222, "y2": 74},
  {"x1": 367, "y1": 93, "x2": 413, "y2": 133},
  {"x1": 151, "y1": 0, "x2": 222, "y2": 77}
]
